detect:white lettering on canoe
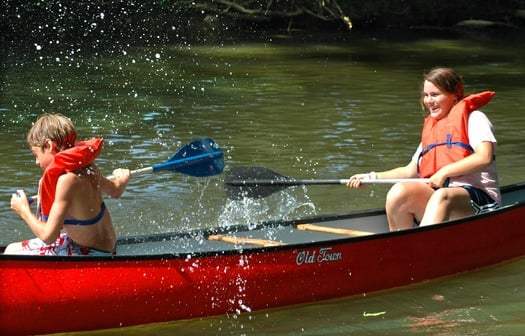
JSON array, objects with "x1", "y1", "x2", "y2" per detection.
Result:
[{"x1": 296, "y1": 247, "x2": 342, "y2": 265}]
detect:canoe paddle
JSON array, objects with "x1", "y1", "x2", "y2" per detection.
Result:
[
  {"x1": 113, "y1": 137, "x2": 224, "y2": 178},
  {"x1": 26, "y1": 138, "x2": 224, "y2": 204},
  {"x1": 224, "y1": 166, "x2": 429, "y2": 199}
]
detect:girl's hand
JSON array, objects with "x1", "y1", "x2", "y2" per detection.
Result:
[
  {"x1": 11, "y1": 190, "x2": 30, "y2": 215},
  {"x1": 347, "y1": 173, "x2": 372, "y2": 188},
  {"x1": 111, "y1": 168, "x2": 130, "y2": 198},
  {"x1": 429, "y1": 170, "x2": 449, "y2": 188}
]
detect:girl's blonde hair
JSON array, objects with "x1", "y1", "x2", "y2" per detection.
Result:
[{"x1": 27, "y1": 113, "x2": 77, "y2": 151}]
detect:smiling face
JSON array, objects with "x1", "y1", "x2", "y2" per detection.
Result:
[
  {"x1": 421, "y1": 67, "x2": 464, "y2": 120},
  {"x1": 422, "y1": 80, "x2": 459, "y2": 120}
]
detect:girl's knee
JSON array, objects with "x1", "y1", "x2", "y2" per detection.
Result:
[
  {"x1": 428, "y1": 187, "x2": 471, "y2": 210},
  {"x1": 429, "y1": 188, "x2": 455, "y2": 204},
  {"x1": 386, "y1": 183, "x2": 410, "y2": 204},
  {"x1": 386, "y1": 182, "x2": 434, "y2": 210}
]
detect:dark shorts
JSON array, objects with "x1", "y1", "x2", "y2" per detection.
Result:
[
  {"x1": 414, "y1": 185, "x2": 498, "y2": 226},
  {"x1": 462, "y1": 185, "x2": 499, "y2": 214}
]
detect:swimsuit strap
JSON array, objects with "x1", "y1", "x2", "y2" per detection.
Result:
[{"x1": 40, "y1": 202, "x2": 106, "y2": 226}]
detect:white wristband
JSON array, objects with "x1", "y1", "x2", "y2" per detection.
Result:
[{"x1": 368, "y1": 171, "x2": 377, "y2": 180}]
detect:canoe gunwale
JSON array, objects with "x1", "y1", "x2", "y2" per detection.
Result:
[{"x1": 1, "y1": 202, "x2": 523, "y2": 262}]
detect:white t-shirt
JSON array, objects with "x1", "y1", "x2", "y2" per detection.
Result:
[{"x1": 412, "y1": 111, "x2": 501, "y2": 204}]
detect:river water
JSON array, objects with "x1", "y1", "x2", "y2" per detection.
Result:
[{"x1": 1, "y1": 28, "x2": 525, "y2": 334}]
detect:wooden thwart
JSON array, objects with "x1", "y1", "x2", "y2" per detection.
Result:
[
  {"x1": 208, "y1": 234, "x2": 286, "y2": 247},
  {"x1": 296, "y1": 223, "x2": 373, "y2": 237}
]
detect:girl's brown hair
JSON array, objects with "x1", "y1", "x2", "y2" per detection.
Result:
[{"x1": 421, "y1": 67, "x2": 464, "y2": 112}]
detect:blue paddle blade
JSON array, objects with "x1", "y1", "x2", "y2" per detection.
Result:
[{"x1": 152, "y1": 138, "x2": 224, "y2": 177}]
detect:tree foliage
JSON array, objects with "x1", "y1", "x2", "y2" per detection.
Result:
[
  {"x1": 1, "y1": 0, "x2": 523, "y2": 52},
  {"x1": 339, "y1": 0, "x2": 523, "y2": 29}
]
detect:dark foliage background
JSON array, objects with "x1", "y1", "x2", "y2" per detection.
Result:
[
  {"x1": 1, "y1": 0, "x2": 524, "y2": 51},
  {"x1": 341, "y1": 0, "x2": 523, "y2": 28}
]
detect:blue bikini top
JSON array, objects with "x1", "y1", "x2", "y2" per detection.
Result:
[{"x1": 40, "y1": 202, "x2": 106, "y2": 226}]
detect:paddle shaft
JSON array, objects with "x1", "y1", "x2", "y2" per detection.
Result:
[
  {"x1": 109, "y1": 167, "x2": 151, "y2": 179},
  {"x1": 121, "y1": 151, "x2": 223, "y2": 177},
  {"x1": 226, "y1": 178, "x2": 429, "y2": 187},
  {"x1": 224, "y1": 166, "x2": 431, "y2": 199}
]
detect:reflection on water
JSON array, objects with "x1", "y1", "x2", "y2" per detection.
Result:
[{"x1": 1, "y1": 29, "x2": 525, "y2": 334}]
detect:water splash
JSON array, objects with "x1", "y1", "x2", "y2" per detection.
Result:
[{"x1": 217, "y1": 187, "x2": 318, "y2": 228}]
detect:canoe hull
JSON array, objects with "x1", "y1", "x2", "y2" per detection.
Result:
[{"x1": 1, "y1": 186, "x2": 525, "y2": 335}]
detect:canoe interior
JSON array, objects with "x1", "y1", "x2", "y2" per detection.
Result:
[
  {"x1": 114, "y1": 181, "x2": 525, "y2": 256},
  {"x1": 116, "y1": 209, "x2": 389, "y2": 256},
  {"x1": 1, "y1": 181, "x2": 524, "y2": 256}
]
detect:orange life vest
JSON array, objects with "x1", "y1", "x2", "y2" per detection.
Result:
[
  {"x1": 39, "y1": 138, "x2": 103, "y2": 219},
  {"x1": 417, "y1": 91, "x2": 494, "y2": 178}
]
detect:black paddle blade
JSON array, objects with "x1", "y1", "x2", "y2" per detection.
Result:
[{"x1": 224, "y1": 166, "x2": 293, "y2": 200}]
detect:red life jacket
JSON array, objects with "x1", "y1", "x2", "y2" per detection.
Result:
[
  {"x1": 39, "y1": 138, "x2": 103, "y2": 218},
  {"x1": 417, "y1": 91, "x2": 494, "y2": 178}
]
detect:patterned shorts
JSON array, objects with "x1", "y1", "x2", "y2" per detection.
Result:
[
  {"x1": 462, "y1": 185, "x2": 499, "y2": 214},
  {"x1": 20, "y1": 232, "x2": 115, "y2": 256}
]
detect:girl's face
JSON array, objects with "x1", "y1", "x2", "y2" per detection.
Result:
[
  {"x1": 31, "y1": 139, "x2": 56, "y2": 170},
  {"x1": 422, "y1": 80, "x2": 458, "y2": 119}
]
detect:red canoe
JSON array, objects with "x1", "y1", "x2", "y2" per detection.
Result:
[{"x1": 1, "y1": 182, "x2": 524, "y2": 335}]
